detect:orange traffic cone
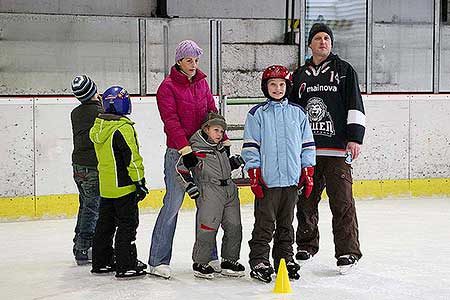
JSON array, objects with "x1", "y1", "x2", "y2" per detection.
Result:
[{"x1": 272, "y1": 258, "x2": 292, "y2": 294}]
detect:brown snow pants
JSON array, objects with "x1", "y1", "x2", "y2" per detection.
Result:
[{"x1": 296, "y1": 156, "x2": 362, "y2": 259}]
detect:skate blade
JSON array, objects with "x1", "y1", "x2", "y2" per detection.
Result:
[
  {"x1": 76, "y1": 260, "x2": 92, "y2": 266},
  {"x1": 338, "y1": 262, "x2": 358, "y2": 275},
  {"x1": 250, "y1": 272, "x2": 272, "y2": 283},
  {"x1": 115, "y1": 271, "x2": 147, "y2": 280},
  {"x1": 221, "y1": 269, "x2": 245, "y2": 277},
  {"x1": 193, "y1": 271, "x2": 214, "y2": 279},
  {"x1": 149, "y1": 271, "x2": 170, "y2": 279}
]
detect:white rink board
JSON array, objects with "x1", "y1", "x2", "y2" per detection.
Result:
[
  {"x1": 1, "y1": 94, "x2": 450, "y2": 197},
  {"x1": 0, "y1": 98, "x2": 34, "y2": 196}
]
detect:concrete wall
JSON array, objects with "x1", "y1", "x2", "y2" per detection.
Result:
[
  {"x1": 0, "y1": 0, "x2": 157, "y2": 16},
  {"x1": 165, "y1": 0, "x2": 301, "y2": 19}
]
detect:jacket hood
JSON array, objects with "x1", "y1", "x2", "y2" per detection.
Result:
[
  {"x1": 190, "y1": 129, "x2": 224, "y2": 151},
  {"x1": 90, "y1": 114, "x2": 134, "y2": 144}
]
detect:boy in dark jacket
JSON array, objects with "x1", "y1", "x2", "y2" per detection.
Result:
[
  {"x1": 89, "y1": 86, "x2": 148, "y2": 279},
  {"x1": 176, "y1": 112, "x2": 245, "y2": 279},
  {"x1": 70, "y1": 75, "x2": 103, "y2": 265}
]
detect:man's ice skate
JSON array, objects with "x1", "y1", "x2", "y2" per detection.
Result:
[
  {"x1": 209, "y1": 259, "x2": 222, "y2": 273},
  {"x1": 149, "y1": 264, "x2": 171, "y2": 279},
  {"x1": 337, "y1": 254, "x2": 358, "y2": 275},
  {"x1": 220, "y1": 259, "x2": 245, "y2": 277},
  {"x1": 286, "y1": 260, "x2": 301, "y2": 280},
  {"x1": 250, "y1": 262, "x2": 274, "y2": 283},
  {"x1": 193, "y1": 263, "x2": 215, "y2": 279},
  {"x1": 295, "y1": 250, "x2": 312, "y2": 265},
  {"x1": 91, "y1": 264, "x2": 115, "y2": 275}
]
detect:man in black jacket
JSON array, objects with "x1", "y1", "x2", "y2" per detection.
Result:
[
  {"x1": 290, "y1": 23, "x2": 366, "y2": 274},
  {"x1": 70, "y1": 75, "x2": 104, "y2": 265}
]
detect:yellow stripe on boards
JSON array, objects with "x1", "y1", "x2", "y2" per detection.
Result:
[{"x1": 1, "y1": 178, "x2": 449, "y2": 221}]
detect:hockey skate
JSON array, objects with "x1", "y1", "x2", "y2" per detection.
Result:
[
  {"x1": 250, "y1": 262, "x2": 274, "y2": 283},
  {"x1": 295, "y1": 250, "x2": 312, "y2": 265},
  {"x1": 193, "y1": 263, "x2": 215, "y2": 279},
  {"x1": 91, "y1": 264, "x2": 115, "y2": 275},
  {"x1": 220, "y1": 259, "x2": 245, "y2": 277},
  {"x1": 115, "y1": 260, "x2": 147, "y2": 279},
  {"x1": 74, "y1": 249, "x2": 91, "y2": 266},
  {"x1": 286, "y1": 260, "x2": 301, "y2": 280},
  {"x1": 337, "y1": 254, "x2": 358, "y2": 275}
]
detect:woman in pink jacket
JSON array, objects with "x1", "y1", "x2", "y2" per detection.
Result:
[{"x1": 148, "y1": 40, "x2": 230, "y2": 279}]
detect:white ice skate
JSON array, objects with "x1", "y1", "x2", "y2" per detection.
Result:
[
  {"x1": 208, "y1": 259, "x2": 222, "y2": 273},
  {"x1": 149, "y1": 264, "x2": 171, "y2": 279}
]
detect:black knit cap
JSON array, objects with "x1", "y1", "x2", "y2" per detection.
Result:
[
  {"x1": 308, "y1": 23, "x2": 334, "y2": 46},
  {"x1": 71, "y1": 75, "x2": 97, "y2": 102}
]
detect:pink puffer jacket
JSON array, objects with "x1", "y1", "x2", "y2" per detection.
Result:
[{"x1": 156, "y1": 65, "x2": 218, "y2": 150}]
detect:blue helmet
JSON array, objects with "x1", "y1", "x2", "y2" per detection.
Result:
[{"x1": 102, "y1": 86, "x2": 131, "y2": 115}]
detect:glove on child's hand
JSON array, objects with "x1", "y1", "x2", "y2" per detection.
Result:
[
  {"x1": 134, "y1": 178, "x2": 149, "y2": 202},
  {"x1": 248, "y1": 168, "x2": 265, "y2": 199},
  {"x1": 229, "y1": 154, "x2": 245, "y2": 170},
  {"x1": 298, "y1": 166, "x2": 314, "y2": 198},
  {"x1": 186, "y1": 182, "x2": 200, "y2": 199},
  {"x1": 182, "y1": 152, "x2": 199, "y2": 169}
]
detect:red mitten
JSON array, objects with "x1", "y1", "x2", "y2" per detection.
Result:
[
  {"x1": 298, "y1": 166, "x2": 314, "y2": 198},
  {"x1": 248, "y1": 168, "x2": 265, "y2": 199}
]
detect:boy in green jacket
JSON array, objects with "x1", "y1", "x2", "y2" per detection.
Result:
[{"x1": 89, "y1": 86, "x2": 148, "y2": 279}]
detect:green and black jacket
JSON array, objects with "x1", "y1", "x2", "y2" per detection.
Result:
[{"x1": 89, "y1": 114, "x2": 145, "y2": 198}]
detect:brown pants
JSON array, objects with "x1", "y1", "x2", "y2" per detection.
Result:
[
  {"x1": 249, "y1": 186, "x2": 297, "y2": 270},
  {"x1": 296, "y1": 156, "x2": 362, "y2": 259}
]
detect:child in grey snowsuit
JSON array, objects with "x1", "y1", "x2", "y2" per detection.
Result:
[{"x1": 176, "y1": 112, "x2": 245, "y2": 279}]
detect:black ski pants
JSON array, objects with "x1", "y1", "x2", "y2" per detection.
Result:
[{"x1": 92, "y1": 192, "x2": 140, "y2": 272}]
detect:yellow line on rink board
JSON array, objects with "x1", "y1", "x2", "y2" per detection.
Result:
[{"x1": 1, "y1": 178, "x2": 449, "y2": 221}]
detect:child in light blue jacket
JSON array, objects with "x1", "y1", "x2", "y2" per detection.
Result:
[{"x1": 242, "y1": 65, "x2": 316, "y2": 283}]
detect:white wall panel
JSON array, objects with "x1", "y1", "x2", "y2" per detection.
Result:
[
  {"x1": 410, "y1": 95, "x2": 450, "y2": 178},
  {"x1": 34, "y1": 98, "x2": 77, "y2": 196},
  {"x1": 353, "y1": 95, "x2": 410, "y2": 180},
  {"x1": 0, "y1": 99, "x2": 34, "y2": 197}
]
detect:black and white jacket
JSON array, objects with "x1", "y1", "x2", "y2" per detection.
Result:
[{"x1": 290, "y1": 53, "x2": 366, "y2": 157}]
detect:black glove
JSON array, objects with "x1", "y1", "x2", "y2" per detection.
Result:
[
  {"x1": 182, "y1": 152, "x2": 198, "y2": 169},
  {"x1": 134, "y1": 179, "x2": 149, "y2": 202},
  {"x1": 224, "y1": 145, "x2": 231, "y2": 157},
  {"x1": 229, "y1": 154, "x2": 245, "y2": 170},
  {"x1": 186, "y1": 182, "x2": 200, "y2": 199}
]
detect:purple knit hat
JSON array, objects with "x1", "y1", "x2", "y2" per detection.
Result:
[{"x1": 175, "y1": 40, "x2": 204, "y2": 62}]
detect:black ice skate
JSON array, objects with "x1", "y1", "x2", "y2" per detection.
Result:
[
  {"x1": 115, "y1": 260, "x2": 148, "y2": 279},
  {"x1": 220, "y1": 259, "x2": 245, "y2": 277},
  {"x1": 286, "y1": 260, "x2": 301, "y2": 280},
  {"x1": 193, "y1": 263, "x2": 215, "y2": 279},
  {"x1": 91, "y1": 264, "x2": 115, "y2": 275},
  {"x1": 250, "y1": 262, "x2": 274, "y2": 283},
  {"x1": 295, "y1": 250, "x2": 312, "y2": 265},
  {"x1": 115, "y1": 268, "x2": 147, "y2": 279},
  {"x1": 74, "y1": 249, "x2": 91, "y2": 266},
  {"x1": 337, "y1": 254, "x2": 358, "y2": 275}
]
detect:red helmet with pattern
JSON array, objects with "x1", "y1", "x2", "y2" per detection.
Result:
[{"x1": 261, "y1": 65, "x2": 292, "y2": 100}]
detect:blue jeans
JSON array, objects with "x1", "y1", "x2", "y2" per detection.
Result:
[
  {"x1": 73, "y1": 164, "x2": 100, "y2": 252},
  {"x1": 148, "y1": 148, "x2": 186, "y2": 266}
]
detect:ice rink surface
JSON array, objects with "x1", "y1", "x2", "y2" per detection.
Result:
[{"x1": 1, "y1": 197, "x2": 450, "y2": 300}]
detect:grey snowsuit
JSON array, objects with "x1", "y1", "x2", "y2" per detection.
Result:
[{"x1": 176, "y1": 130, "x2": 242, "y2": 264}]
